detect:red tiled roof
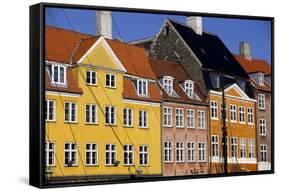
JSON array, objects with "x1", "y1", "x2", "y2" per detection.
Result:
[{"x1": 250, "y1": 79, "x2": 271, "y2": 92}]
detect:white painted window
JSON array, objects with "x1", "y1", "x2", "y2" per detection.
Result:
[
  {"x1": 163, "y1": 107, "x2": 172, "y2": 127},
  {"x1": 187, "y1": 142, "x2": 195, "y2": 162},
  {"x1": 105, "y1": 106, "x2": 116, "y2": 125},
  {"x1": 105, "y1": 74, "x2": 116, "y2": 88},
  {"x1": 185, "y1": 80, "x2": 194, "y2": 98},
  {"x1": 51, "y1": 64, "x2": 66, "y2": 85},
  {"x1": 239, "y1": 106, "x2": 245, "y2": 123},
  {"x1": 176, "y1": 142, "x2": 184, "y2": 162},
  {"x1": 231, "y1": 137, "x2": 238, "y2": 158},
  {"x1": 139, "y1": 110, "x2": 148, "y2": 128},
  {"x1": 260, "y1": 144, "x2": 267, "y2": 162},
  {"x1": 86, "y1": 70, "x2": 97, "y2": 85},
  {"x1": 211, "y1": 101, "x2": 218, "y2": 119},
  {"x1": 124, "y1": 144, "x2": 134, "y2": 165},
  {"x1": 259, "y1": 119, "x2": 266, "y2": 136},
  {"x1": 163, "y1": 77, "x2": 173, "y2": 95},
  {"x1": 240, "y1": 138, "x2": 246, "y2": 158},
  {"x1": 247, "y1": 107, "x2": 254, "y2": 124},
  {"x1": 123, "y1": 108, "x2": 133, "y2": 127},
  {"x1": 198, "y1": 142, "x2": 206, "y2": 162},
  {"x1": 64, "y1": 143, "x2": 77, "y2": 166},
  {"x1": 258, "y1": 94, "x2": 265, "y2": 110},
  {"x1": 85, "y1": 104, "x2": 97, "y2": 124},
  {"x1": 86, "y1": 143, "x2": 98, "y2": 166},
  {"x1": 176, "y1": 108, "x2": 184, "y2": 128},
  {"x1": 64, "y1": 102, "x2": 77, "y2": 123},
  {"x1": 198, "y1": 110, "x2": 205, "y2": 129},
  {"x1": 45, "y1": 100, "x2": 56, "y2": 121},
  {"x1": 248, "y1": 139, "x2": 255, "y2": 158},
  {"x1": 164, "y1": 141, "x2": 173, "y2": 162},
  {"x1": 230, "y1": 104, "x2": 237, "y2": 122},
  {"x1": 187, "y1": 109, "x2": 195, "y2": 128},
  {"x1": 105, "y1": 144, "x2": 117, "y2": 165},
  {"x1": 139, "y1": 145, "x2": 149, "y2": 166},
  {"x1": 258, "y1": 72, "x2": 264, "y2": 85},
  {"x1": 45, "y1": 142, "x2": 55, "y2": 166},
  {"x1": 137, "y1": 79, "x2": 148, "y2": 96},
  {"x1": 211, "y1": 135, "x2": 219, "y2": 157}
]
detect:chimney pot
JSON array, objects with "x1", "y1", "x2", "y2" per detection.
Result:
[
  {"x1": 186, "y1": 16, "x2": 203, "y2": 35},
  {"x1": 96, "y1": 11, "x2": 112, "y2": 39},
  {"x1": 240, "y1": 42, "x2": 251, "y2": 60}
]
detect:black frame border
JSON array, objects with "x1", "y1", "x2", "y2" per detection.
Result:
[{"x1": 29, "y1": 2, "x2": 274, "y2": 188}]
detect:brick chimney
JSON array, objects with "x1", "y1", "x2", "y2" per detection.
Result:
[
  {"x1": 239, "y1": 42, "x2": 251, "y2": 60},
  {"x1": 96, "y1": 11, "x2": 112, "y2": 39},
  {"x1": 186, "y1": 16, "x2": 202, "y2": 35}
]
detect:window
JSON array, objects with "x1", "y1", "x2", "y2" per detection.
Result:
[
  {"x1": 176, "y1": 142, "x2": 184, "y2": 162},
  {"x1": 64, "y1": 102, "x2": 77, "y2": 123},
  {"x1": 198, "y1": 142, "x2": 206, "y2": 162},
  {"x1": 45, "y1": 100, "x2": 56, "y2": 121},
  {"x1": 139, "y1": 110, "x2": 148, "y2": 128},
  {"x1": 260, "y1": 144, "x2": 267, "y2": 162},
  {"x1": 105, "y1": 144, "x2": 117, "y2": 165},
  {"x1": 239, "y1": 106, "x2": 245, "y2": 123},
  {"x1": 45, "y1": 142, "x2": 55, "y2": 166},
  {"x1": 230, "y1": 104, "x2": 237, "y2": 122},
  {"x1": 231, "y1": 137, "x2": 238, "y2": 158},
  {"x1": 259, "y1": 119, "x2": 266, "y2": 136},
  {"x1": 123, "y1": 108, "x2": 133, "y2": 127},
  {"x1": 105, "y1": 74, "x2": 116, "y2": 88},
  {"x1": 198, "y1": 110, "x2": 205, "y2": 129},
  {"x1": 163, "y1": 25, "x2": 170, "y2": 36},
  {"x1": 139, "y1": 145, "x2": 149, "y2": 166},
  {"x1": 64, "y1": 143, "x2": 77, "y2": 166},
  {"x1": 105, "y1": 106, "x2": 116, "y2": 125},
  {"x1": 86, "y1": 70, "x2": 97, "y2": 85},
  {"x1": 211, "y1": 101, "x2": 218, "y2": 119},
  {"x1": 258, "y1": 73, "x2": 264, "y2": 85},
  {"x1": 164, "y1": 141, "x2": 173, "y2": 162},
  {"x1": 163, "y1": 107, "x2": 172, "y2": 127},
  {"x1": 137, "y1": 79, "x2": 148, "y2": 96},
  {"x1": 124, "y1": 144, "x2": 134, "y2": 165},
  {"x1": 247, "y1": 107, "x2": 254, "y2": 124},
  {"x1": 85, "y1": 104, "x2": 97, "y2": 124},
  {"x1": 240, "y1": 138, "x2": 246, "y2": 158},
  {"x1": 86, "y1": 143, "x2": 98, "y2": 166},
  {"x1": 176, "y1": 108, "x2": 184, "y2": 128},
  {"x1": 258, "y1": 94, "x2": 265, "y2": 110},
  {"x1": 185, "y1": 80, "x2": 194, "y2": 98},
  {"x1": 211, "y1": 135, "x2": 219, "y2": 157},
  {"x1": 187, "y1": 142, "x2": 195, "y2": 162},
  {"x1": 187, "y1": 109, "x2": 195, "y2": 128},
  {"x1": 213, "y1": 74, "x2": 220, "y2": 89},
  {"x1": 51, "y1": 65, "x2": 66, "y2": 85},
  {"x1": 248, "y1": 139, "x2": 255, "y2": 158},
  {"x1": 163, "y1": 77, "x2": 173, "y2": 95}
]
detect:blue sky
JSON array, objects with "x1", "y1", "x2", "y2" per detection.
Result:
[{"x1": 45, "y1": 7, "x2": 272, "y2": 64}]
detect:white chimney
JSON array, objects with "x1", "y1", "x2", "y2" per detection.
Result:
[
  {"x1": 240, "y1": 42, "x2": 251, "y2": 60},
  {"x1": 96, "y1": 11, "x2": 112, "y2": 39},
  {"x1": 186, "y1": 16, "x2": 203, "y2": 35}
]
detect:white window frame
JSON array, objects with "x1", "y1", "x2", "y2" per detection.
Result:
[
  {"x1": 64, "y1": 142, "x2": 78, "y2": 166},
  {"x1": 139, "y1": 145, "x2": 149, "y2": 166},
  {"x1": 139, "y1": 110, "x2": 148, "y2": 128},
  {"x1": 105, "y1": 106, "x2": 116, "y2": 125},
  {"x1": 123, "y1": 108, "x2": 133, "y2": 127},
  {"x1": 163, "y1": 107, "x2": 172, "y2": 127},
  {"x1": 187, "y1": 109, "x2": 195, "y2": 128},
  {"x1": 248, "y1": 139, "x2": 255, "y2": 158},
  {"x1": 85, "y1": 104, "x2": 98, "y2": 124},
  {"x1": 230, "y1": 104, "x2": 237, "y2": 122},
  {"x1": 259, "y1": 119, "x2": 266, "y2": 136},
  {"x1": 184, "y1": 80, "x2": 194, "y2": 98},
  {"x1": 260, "y1": 144, "x2": 267, "y2": 162},
  {"x1": 51, "y1": 64, "x2": 66, "y2": 85},
  {"x1": 124, "y1": 144, "x2": 134, "y2": 166},
  {"x1": 86, "y1": 70, "x2": 97, "y2": 86},
  {"x1": 45, "y1": 100, "x2": 56, "y2": 121},
  {"x1": 105, "y1": 74, "x2": 116, "y2": 88},
  {"x1": 187, "y1": 142, "x2": 195, "y2": 162},
  {"x1": 198, "y1": 142, "x2": 206, "y2": 162},
  {"x1": 239, "y1": 106, "x2": 245, "y2": 124},
  {"x1": 164, "y1": 141, "x2": 173, "y2": 163},
  {"x1": 105, "y1": 144, "x2": 117, "y2": 165},
  {"x1": 231, "y1": 137, "x2": 238, "y2": 158},
  {"x1": 258, "y1": 72, "x2": 264, "y2": 85},
  {"x1": 211, "y1": 101, "x2": 218, "y2": 120},
  {"x1": 175, "y1": 108, "x2": 184, "y2": 128},
  {"x1": 258, "y1": 94, "x2": 265, "y2": 110},
  {"x1": 247, "y1": 107, "x2": 254, "y2": 124},
  {"x1": 198, "y1": 110, "x2": 205, "y2": 129},
  {"x1": 45, "y1": 142, "x2": 55, "y2": 166},
  {"x1": 64, "y1": 102, "x2": 77, "y2": 123},
  {"x1": 163, "y1": 77, "x2": 173, "y2": 95},
  {"x1": 240, "y1": 138, "x2": 246, "y2": 158},
  {"x1": 176, "y1": 142, "x2": 184, "y2": 163},
  {"x1": 211, "y1": 135, "x2": 219, "y2": 157},
  {"x1": 85, "y1": 143, "x2": 98, "y2": 166},
  {"x1": 137, "y1": 79, "x2": 148, "y2": 97}
]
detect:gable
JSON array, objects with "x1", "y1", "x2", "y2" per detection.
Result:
[
  {"x1": 224, "y1": 84, "x2": 250, "y2": 100},
  {"x1": 225, "y1": 86, "x2": 244, "y2": 98}
]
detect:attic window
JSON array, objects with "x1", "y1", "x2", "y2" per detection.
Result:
[
  {"x1": 258, "y1": 73, "x2": 264, "y2": 86},
  {"x1": 163, "y1": 76, "x2": 173, "y2": 95},
  {"x1": 137, "y1": 79, "x2": 148, "y2": 97},
  {"x1": 210, "y1": 73, "x2": 220, "y2": 89},
  {"x1": 200, "y1": 48, "x2": 206, "y2": 54},
  {"x1": 164, "y1": 26, "x2": 171, "y2": 36},
  {"x1": 51, "y1": 64, "x2": 66, "y2": 86},
  {"x1": 184, "y1": 80, "x2": 194, "y2": 98}
]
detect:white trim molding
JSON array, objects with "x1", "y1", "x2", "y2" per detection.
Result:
[
  {"x1": 122, "y1": 99, "x2": 160, "y2": 107},
  {"x1": 45, "y1": 91, "x2": 81, "y2": 98}
]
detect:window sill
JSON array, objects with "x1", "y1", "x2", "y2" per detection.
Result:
[
  {"x1": 239, "y1": 122, "x2": 246, "y2": 125},
  {"x1": 123, "y1": 164, "x2": 135, "y2": 167},
  {"x1": 259, "y1": 108, "x2": 266, "y2": 111},
  {"x1": 123, "y1": 126, "x2": 134, "y2": 128},
  {"x1": 211, "y1": 118, "x2": 219, "y2": 121},
  {"x1": 105, "y1": 124, "x2": 117, "y2": 127},
  {"x1": 64, "y1": 165, "x2": 78, "y2": 167},
  {"x1": 176, "y1": 126, "x2": 184, "y2": 128},
  {"x1": 85, "y1": 164, "x2": 99, "y2": 167},
  {"x1": 105, "y1": 86, "x2": 117, "y2": 89},
  {"x1": 85, "y1": 123, "x2": 98, "y2": 125},
  {"x1": 176, "y1": 161, "x2": 185, "y2": 164},
  {"x1": 187, "y1": 127, "x2": 195, "y2": 129},
  {"x1": 260, "y1": 134, "x2": 267, "y2": 137},
  {"x1": 64, "y1": 121, "x2": 78, "y2": 124},
  {"x1": 164, "y1": 161, "x2": 173, "y2": 164},
  {"x1": 139, "y1": 164, "x2": 150, "y2": 167},
  {"x1": 139, "y1": 127, "x2": 149, "y2": 129},
  {"x1": 86, "y1": 83, "x2": 98, "y2": 87},
  {"x1": 46, "y1": 120, "x2": 56, "y2": 123},
  {"x1": 187, "y1": 161, "x2": 196, "y2": 163}
]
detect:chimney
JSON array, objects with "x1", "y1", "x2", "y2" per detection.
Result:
[
  {"x1": 239, "y1": 42, "x2": 251, "y2": 60},
  {"x1": 96, "y1": 11, "x2": 112, "y2": 39},
  {"x1": 186, "y1": 16, "x2": 203, "y2": 35}
]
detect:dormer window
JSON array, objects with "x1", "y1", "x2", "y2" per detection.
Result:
[
  {"x1": 51, "y1": 64, "x2": 66, "y2": 86},
  {"x1": 164, "y1": 26, "x2": 170, "y2": 36},
  {"x1": 163, "y1": 76, "x2": 173, "y2": 95},
  {"x1": 184, "y1": 80, "x2": 194, "y2": 98},
  {"x1": 211, "y1": 73, "x2": 220, "y2": 89},
  {"x1": 258, "y1": 72, "x2": 264, "y2": 85},
  {"x1": 137, "y1": 79, "x2": 148, "y2": 97}
]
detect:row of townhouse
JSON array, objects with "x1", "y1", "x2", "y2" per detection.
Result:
[{"x1": 44, "y1": 12, "x2": 271, "y2": 182}]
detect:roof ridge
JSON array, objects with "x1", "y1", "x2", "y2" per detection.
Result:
[{"x1": 46, "y1": 25, "x2": 93, "y2": 37}]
